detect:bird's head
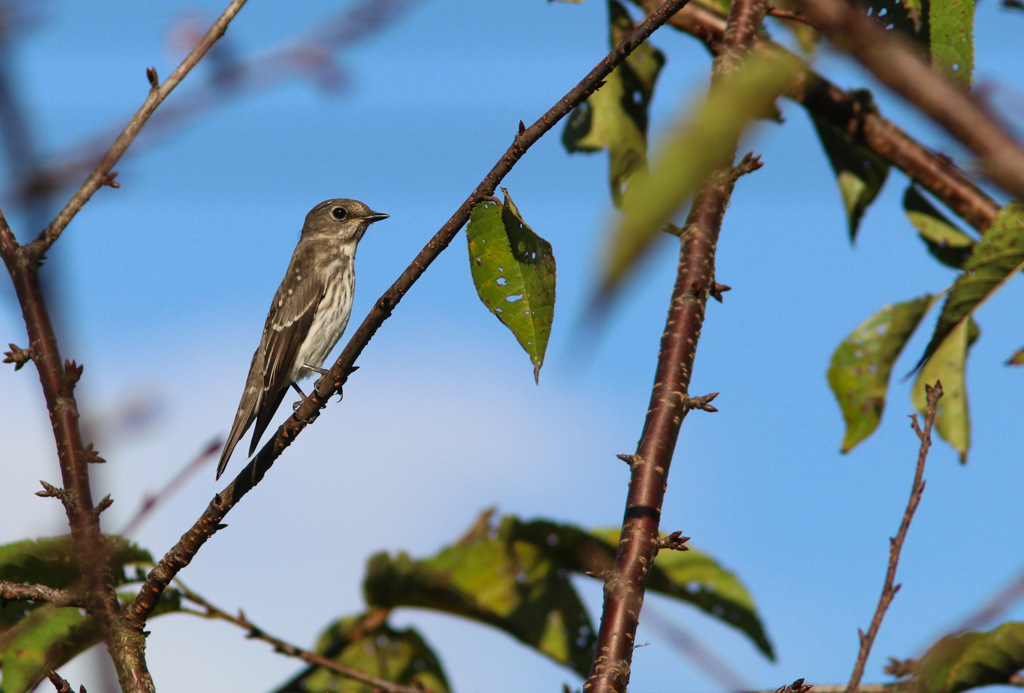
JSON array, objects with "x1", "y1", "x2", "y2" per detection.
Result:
[{"x1": 301, "y1": 198, "x2": 389, "y2": 244}]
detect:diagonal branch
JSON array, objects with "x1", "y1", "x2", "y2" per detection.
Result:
[
  {"x1": 25, "y1": 0, "x2": 249, "y2": 256},
  {"x1": 846, "y1": 382, "x2": 943, "y2": 693},
  {"x1": 632, "y1": 0, "x2": 1000, "y2": 232},
  {"x1": 127, "y1": 0, "x2": 693, "y2": 629}
]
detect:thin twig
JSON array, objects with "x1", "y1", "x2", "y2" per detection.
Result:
[
  {"x1": 179, "y1": 588, "x2": 436, "y2": 693},
  {"x1": 0, "y1": 581, "x2": 84, "y2": 608},
  {"x1": 119, "y1": 437, "x2": 222, "y2": 538},
  {"x1": 127, "y1": 0, "x2": 692, "y2": 628},
  {"x1": 789, "y1": 0, "x2": 1024, "y2": 200},
  {"x1": 585, "y1": 0, "x2": 767, "y2": 689},
  {"x1": 26, "y1": 0, "x2": 249, "y2": 255},
  {"x1": 846, "y1": 382, "x2": 943, "y2": 693},
  {"x1": 45, "y1": 670, "x2": 77, "y2": 693}
]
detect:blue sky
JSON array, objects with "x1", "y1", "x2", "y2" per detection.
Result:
[{"x1": 2, "y1": 1, "x2": 1023, "y2": 691}]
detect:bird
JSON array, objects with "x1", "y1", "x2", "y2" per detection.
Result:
[{"x1": 217, "y1": 198, "x2": 388, "y2": 479}]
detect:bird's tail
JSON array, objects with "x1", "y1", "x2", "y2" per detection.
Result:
[{"x1": 217, "y1": 387, "x2": 258, "y2": 479}]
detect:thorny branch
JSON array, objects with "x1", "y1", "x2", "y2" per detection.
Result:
[
  {"x1": 127, "y1": 0, "x2": 693, "y2": 628},
  {"x1": 0, "y1": 3, "x2": 249, "y2": 692},
  {"x1": 585, "y1": 0, "x2": 768, "y2": 688},
  {"x1": 846, "y1": 382, "x2": 943, "y2": 693}
]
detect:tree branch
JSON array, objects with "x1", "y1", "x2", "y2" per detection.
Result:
[
  {"x1": 632, "y1": 0, "x2": 1000, "y2": 232},
  {"x1": 0, "y1": 580, "x2": 84, "y2": 608},
  {"x1": 846, "y1": 382, "x2": 943, "y2": 693},
  {"x1": 585, "y1": 1, "x2": 768, "y2": 688},
  {"x1": 789, "y1": 0, "x2": 1024, "y2": 201},
  {"x1": 127, "y1": 0, "x2": 692, "y2": 628},
  {"x1": 25, "y1": 0, "x2": 249, "y2": 255}
]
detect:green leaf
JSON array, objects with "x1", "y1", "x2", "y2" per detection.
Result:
[
  {"x1": 363, "y1": 514, "x2": 595, "y2": 677},
  {"x1": 1007, "y1": 346, "x2": 1024, "y2": 365},
  {"x1": 603, "y1": 52, "x2": 801, "y2": 291},
  {"x1": 296, "y1": 617, "x2": 449, "y2": 693},
  {"x1": 811, "y1": 90, "x2": 890, "y2": 241},
  {"x1": 583, "y1": 527, "x2": 775, "y2": 659},
  {"x1": 466, "y1": 191, "x2": 556, "y2": 382},
  {"x1": 0, "y1": 605, "x2": 96, "y2": 693},
  {"x1": 828, "y1": 295, "x2": 937, "y2": 452},
  {"x1": 928, "y1": 0, "x2": 975, "y2": 87},
  {"x1": 907, "y1": 623, "x2": 1024, "y2": 693},
  {"x1": 563, "y1": 0, "x2": 665, "y2": 206},
  {"x1": 916, "y1": 200, "x2": 1024, "y2": 371},
  {"x1": 904, "y1": 186, "x2": 976, "y2": 268},
  {"x1": 912, "y1": 318, "x2": 977, "y2": 463}
]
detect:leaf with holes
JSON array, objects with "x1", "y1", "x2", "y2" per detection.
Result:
[
  {"x1": 907, "y1": 623, "x2": 1024, "y2": 693},
  {"x1": 928, "y1": 0, "x2": 975, "y2": 86},
  {"x1": 294, "y1": 617, "x2": 450, "y2": 693},
  {"x1": 904, "y1": 186, "x2": 976, "y2": 268},
  {"x1": 563, "y1": 0, "x2": 665, "y2": 206},
  {"x1": 811, "y1": 90, "x2": 890, "y2": 242},
  {"x1": 363, "y1": 514, "x2": 595, "y2": 677},
  {"x1": 466, "y1": 190, "x2": 556, "y2": 382},
  {"x1": 915, "y1": 200, "x2": 1024, "y2": 373},
  {"x1": 602, "y1": 52, "x2": 801, "y2": 292},
  {"x1": 912, "y1": 318, "x2": 978, "y2": 463},
  {"x1": 828, "y1": 295, "x2": 937, "y2": 453}
]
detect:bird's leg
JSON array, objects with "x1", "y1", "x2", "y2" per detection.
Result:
[{"x1": 291, "y1": 382, "x2": 308, "y2": 411}]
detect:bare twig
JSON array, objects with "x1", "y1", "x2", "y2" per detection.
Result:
[
  {"x1": 127, "y1": 0, "x2": 692, "y2": 628},
  {"x1": 0, "y1": 581, "x2": 84, "y2": 608},
  {"x1": 789, "y1": 0, "x2": 1024, "y2": 200},
  {"x1": 179, "y1": 588, "x2": 436, "y2": 693},
  {"x1": 631, "y1": 0, "x2": 1000, "y2": 232},
  {"x1": 846, "y1": 382, "x2": 943, "y2": 693},
  {"x1": 584, "y1": 0, "x2": 766, "y2": 689},
  {"x1": 45, "y1": 670, "x2": 78, "y2": 693},
  {"x1": 26, "y1": 0, "x2": 249, "y2": 255},
  {"x1": 119, "y1": 437, "x2": 223, "y2": 538}
]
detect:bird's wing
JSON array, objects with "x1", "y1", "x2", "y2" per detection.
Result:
[
  {"x1": 217, "y1": 346, "x2": 263, "y2": 479},
  {"x1": 247, "y1": 251, "x2": 326, "y2": 456}
]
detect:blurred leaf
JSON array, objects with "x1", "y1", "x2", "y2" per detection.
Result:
[
  {"x1": 907, "y1": 622, "x2": 1024, "y2": 693},
  {"x1": 1007, "y1": 346, "x2": 1024, "y2": 365},
  {"x1": 928, "y1": 0, "x2": 975, "y2": 86},
  {"x1": 828, "y1": 295, "x2": 937, "y2": 452},
  {"x1": 912, "y1": 318, "x2": 978, "y2": 463},
  {"x1": 466, "y1": 191, "x2": 556, "y2": 382},
  {"x1": 363, "y1": 514, "x2": 595, "y2": 677},
  {"x1": 0, "y1": 605, "x2": 95, "y2": 693},
  {"x1": 563, "y1": 0, "x2": 665, "y2": 205},
  {"x1": 915, "y1": 201, "x2": 1024, "y2": 372},
  {"x1": 603, "y1": 53, "x2": 801, "y2": 291},
  {"x1": 904, "y1": 186, "x2": 976, "y2": 268},
  {"x1": 297, "y1": 617, "x2": 449, "y2": 693},
  {"x1": 811, "y1": 90, "x2": 890, "y2": 241},
  {"x1": 513, "y1": 522, "x2": 774, "y2": 660},
  {"x1": 0, "y1": 536, "x2": 152, "y2": 586}
]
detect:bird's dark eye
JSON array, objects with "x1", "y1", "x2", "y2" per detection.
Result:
[{"x1": 331, "y1": 207, "x2": 348, "y2": 220}]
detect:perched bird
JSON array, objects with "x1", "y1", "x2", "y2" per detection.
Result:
[{"x1": 217, "y1": 198, "x2": 388, "y2": 479}]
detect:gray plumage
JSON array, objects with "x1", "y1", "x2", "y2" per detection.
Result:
[{"x1": 217, "y1": 198, "x2": 388, "y2": 479}]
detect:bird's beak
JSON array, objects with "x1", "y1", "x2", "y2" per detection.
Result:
[{"x1": 364, "y1": 211, "x2": 389, "y2": 223}]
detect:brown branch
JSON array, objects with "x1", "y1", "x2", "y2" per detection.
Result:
[
  {"x1": 179, "y1": 588, "x2": 432, "y2": 693},
  {"x1": 127, "y1": 0, "x2": 692, "y2": 628},
  {"x1": 585, "y1": 3, "x2": 766, "y2": 690},
  {"x1": 846, "y1": 382, "x2": 943, "y2": 693},
  {"x1": 631, "y1": 0, "x2": 1000, "y2": 232},
  {"x1": 45, "y1": 670, "x2": 77, "y2": 693},
  {"x1": 25, "y1": 0, "x2": 249, "y2": 256},
  {"x1": 0, "y1": 580, "x2": 84, "y2": 608},
  {"x1": 790, "y1": 0, "x2": 1024, "y2": 201}
]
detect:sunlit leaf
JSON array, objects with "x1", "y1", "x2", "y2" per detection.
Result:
[
  {"x1": 295, "y1": 617, "x2": 449, "y2": 693},
  {"x1": 928, "y1": 0, "x2": 975, "y2": 86},
  {"x1": 1007, "y1": 346, "x2": 1024, "y2": 365},
  {"x1": 363, "y1": 514, "x2": 595, "y2": 677},
  {"x1": 563, "y1": 0, "x2": 665, "y2": 206},
  {"x1": 828, "y1": 295, "x2": 937, "y2": 452},
  {"x1": 906, "y1": 622, "x2": 1024, "y2": 693},
  {"x1": 915, "y1": 200, "x2": 1024, "y2": 372},
  {"x1": 912, "y1": 318, "x2": 977, "y2": 463},
  {"x1": 811, "y1": 90, "x2": 890, "y2": 241},
  {"x1": 466, "y1": 191, "x2": 556, "y2": 382},
  {"x1": 603, "y1": 53, "x2": 801, "y2": 291},
  {"x1": 0, "y1": 605, "x2": 95, "y2": 693},
  {"x1": 904, "y1": 186, "x2": 976, "y2": 268}
]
